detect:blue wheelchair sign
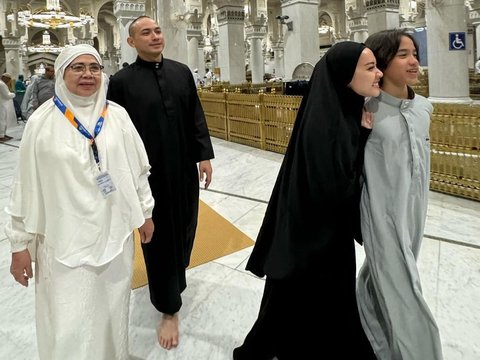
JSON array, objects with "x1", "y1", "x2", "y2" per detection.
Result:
[{"x1": 449, "y1": 32, "x2": 466, "y2": 50}]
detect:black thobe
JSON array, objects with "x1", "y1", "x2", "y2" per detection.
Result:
[
  {"x1": 107, "y1": 57, "x2": 214, "y2": 314},
  {"x1": 234, "y1": 42, "x2": 375, "y2": 359}
]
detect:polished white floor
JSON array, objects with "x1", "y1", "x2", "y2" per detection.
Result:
[{"x1": 1, "y1": 122, "x2": 479, "y2": 360}]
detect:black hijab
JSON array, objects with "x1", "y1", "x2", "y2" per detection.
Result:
[{"x1": 246, "y1": 42, "x2": 368, "y2": 279}]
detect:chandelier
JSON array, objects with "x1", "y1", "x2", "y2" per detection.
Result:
[{"x1": 7, "y1": 0, "x2": 94, "y2": 29}]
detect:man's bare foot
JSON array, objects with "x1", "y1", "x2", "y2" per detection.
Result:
[{"x1": 157, "y1": 313, "x2": 179, "y2": 350}]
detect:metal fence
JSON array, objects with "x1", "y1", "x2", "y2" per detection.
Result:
[{"x1": 199, "y1": 92, "x2": 480, "y2": 201}]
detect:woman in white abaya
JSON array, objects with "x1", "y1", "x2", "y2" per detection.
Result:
[{"x1": 7, "y1": 44, "x2": 155, "y2": 360}]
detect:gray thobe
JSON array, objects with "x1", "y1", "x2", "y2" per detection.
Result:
[{"x1": 357, "y1": 90, "x2": 443, "y2": 360}]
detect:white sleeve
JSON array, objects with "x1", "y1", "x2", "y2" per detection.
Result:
[
  {"x1": 5, "y1": 216, "x2": 35, "y2": 253},
  {"x1": 121, "y1": 108, "x2": 155, "y2": 218},
  {"x1": 138, "y1": 169, "x2": 154, "y2": 219},
  {"x1": 132, "y1": 127, "x2": 154, "y2": 218},
  {"x1": 0, "y1": 82, "x2": 15, "y2": 99}
]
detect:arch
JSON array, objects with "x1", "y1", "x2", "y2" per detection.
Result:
[
  {"x1": 30, "y1": 30, "x2": 60, "y2": 46},
  {"x1": 291, "y1": 62, "x2": 314, "y2": 80},
  {"x1": 318, "y1": 11, "x2": 334, "y2": 49}
]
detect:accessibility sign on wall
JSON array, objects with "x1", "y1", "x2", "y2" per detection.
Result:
[{"x1": 449, "y1": 32, "x2": 466, "y2": 50}]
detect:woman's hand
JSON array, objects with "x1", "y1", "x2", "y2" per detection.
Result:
[
  {"x1": 139, "y1": 218, "x2": 154, "y2": 244},
  {"x1": 10, "y1": 249, "x2": 33, "y2": 287},
  {"x1": 361, "y1": 108, "x2": 374, "y2": 129}
]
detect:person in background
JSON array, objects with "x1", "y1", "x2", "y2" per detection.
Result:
[
  {"x1": 21, "y1": 74, "x2": 39, "y2": 120},
  {"x1": 107, "y1": 16, "x2": 214, "y2": 351},
  {"x1": 7, "y1": 44, "x2": 155, "y2": 360},
  {"x1": 30, "y1": 65, "x2": 55, "y2": 111},
  {"x1": 357, "y1": 28, "x2": 444, "y2": 360},
  {"x1": 14, "y1": 75, "x2": 27, "y2": 120},
  {"x1": 192, "y1": 68, "x2": 202, "y2": 87},
  {"x1": 204, "y1": 68, "x2": 213, "y2": 86},
  {"x1": 233, "y1": 41, "x2": 383, "y2": 359},
  {"x1": 475, "y1": 56, "x2": 480, "y2": 74},
  {"x1": 0, "y1": 73, "x2": 16, "y2": 141}
]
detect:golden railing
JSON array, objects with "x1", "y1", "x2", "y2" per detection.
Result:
[
  {"x1": 198, "y1": 92, "x2": 303, "y2": 153},
  {"x1": 410, "y1": 69, "x2": 480, "y2": 100},
  {"x1": 429, "y1": 103, "x2": 480, "y2": 201},
  {"x1": 199, "y1": 91, "x2": 480, "y2": 202},
  {"x1": 200, "y1": 82, "x2": 283, "y2": 94}
]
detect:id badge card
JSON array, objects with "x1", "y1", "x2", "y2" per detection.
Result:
[{"x1": 95, "y1": 171, "x2": 117, "y2": 197}]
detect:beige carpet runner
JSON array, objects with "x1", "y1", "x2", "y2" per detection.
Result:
[{"x1": 131, "y1": 200, "x2": 254, "y2": 289}]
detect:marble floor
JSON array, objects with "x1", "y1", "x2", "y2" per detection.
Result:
[{"x1": 1, "y1": 122, "x2": 479, "y2": 360}]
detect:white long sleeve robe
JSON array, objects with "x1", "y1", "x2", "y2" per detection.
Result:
[{"x1": 6, "y1": 100, "x2": 154, "y2": 267}]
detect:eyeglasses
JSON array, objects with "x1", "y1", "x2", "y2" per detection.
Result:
[{"x1": 67, "y1": 63, "x2": 104, "y2": 75}]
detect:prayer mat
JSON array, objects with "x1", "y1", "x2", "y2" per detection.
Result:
[{"x1": 131, "y1": 200, "x2": 254, "y2": 289}]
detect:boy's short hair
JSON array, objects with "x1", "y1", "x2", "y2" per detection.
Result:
[{"x1": 365, "y1": 29, "x2": 419, "y2": 73}]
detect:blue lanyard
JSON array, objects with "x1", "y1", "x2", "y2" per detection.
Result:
[{"x1": 53, "y1": 95, "x2": 109, "y2": 170}]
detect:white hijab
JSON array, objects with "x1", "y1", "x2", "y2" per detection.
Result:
[{"x1": 54, "y1": 44, "x2": 106, "y2": 129}]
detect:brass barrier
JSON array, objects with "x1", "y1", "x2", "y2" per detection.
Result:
[
  {"x1": 200, "y1": 92, "x2": 480, "y2": 202},
  {"x1": 199, "y1": 92, "x2": 227, "y2": 140},
  {"x1": 200, "y1": 82, "x2": 283, "y2": 94},
  {"x1": 263, "y1": 94, "x2": 302, "y2": 153},
  {"x1": 227, "y1": 93, "x2": 264, "y2": 149},
  {"x1": 470, "y1": 71, "x2": 480, "y2": 100},
  {"x1": 430, "y1": 103, "x2": 480, "y2": 201}
]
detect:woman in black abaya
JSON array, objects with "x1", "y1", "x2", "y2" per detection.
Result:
[{"x1": 234, "y1": 42, "x2": 383, "y2": 359}]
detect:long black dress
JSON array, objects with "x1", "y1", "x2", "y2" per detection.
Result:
[
  {"x1": 107, "y1": 57, "x2": 214, "y2": 314},
  {"x1": 234, "y1": 42, "x2": 376, "y2": 359}
]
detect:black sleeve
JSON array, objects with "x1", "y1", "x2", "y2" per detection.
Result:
[{"x1": 106, "y1": 76, "x2": 125, "y2": 107}]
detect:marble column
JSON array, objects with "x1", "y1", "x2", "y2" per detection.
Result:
[
  {"x1": 113, "y1": 0, "x2": 146, "y2": 65},
  {"x1": 365, "y1": 0, "x2": 400, "y2": 34},
  {"x1": 197, "y1": 40, "x2": 206, "y2": 78},
  {"x1": 267, "y1": 2, "x2": 284, "y2": 78},
  {"x1": 399, "y1": 14, "x2": 416, "y2": 33},
  {"x1": 346, "y1": 4, "x2": 369, "y2": 42},
  {"x1": 20, "y1": 48, "x2": 29, "y2": 78},
  {"x1": 211, "y1": 33, "x2": 220, "y2": 70},
  {"x1": 2, "y1": 37, "x2": 21, "y2": 78},
  {"x1": 17, "y1": 25, "x2": 29, "y2": 77},
  {"x1": 272, "y1": 42, "x2": 285, "y2": 78},
  {"x1": 1, "y1": 1, "x2": 9, "y2": 38},
  {"x1": 215, "y1": 0, "x2": 246, "y2": 84},
  {"x1": 328, "y1": 2, "x2": 350, "y2": 42},
  {"x1": 470, "y1": 0, "x2": 480, "y2": 61},
  {"x1": 96, "y1": 16, "x2": 119, "y2": 74},
  {"x1": 475, "y1": 21, "x2": 480, "y2": 60},
  {"x1": 281, "y1": 0, "x2": 320, "y2": 81},
  {"x1": 426, "y1": 0, "x2": 471, "y2": 102},
  {"x1": 245, "y1": 0, "x2": 268, "y2": 83},
  {"x1": 187, "y1": 13, "x2": 203, "y2": 71},
  {"x1": 399, "y1": 0, "x2": 416, "y2": 33},
  {"x1": 75, "y1": 21, "x2": 93, "y2": 44},
  {"x1": 75, "y1": 18, "x2": 94, "y2": 47},
  {"x1": 187, "y1": 34, "x2": 200, "y2": 71},
  {"x1": 67, "y1": 0, "x2": 94, "y2": 44},
  {"x1": 246, "y1": 24, "x2": 267, "y2": 84},
  {"x1": 156, "y1": 0, "x2": 188, "y2": 62},
  {"x1": 66, "y1": 27, "x2": 77, "y2": 45}
]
